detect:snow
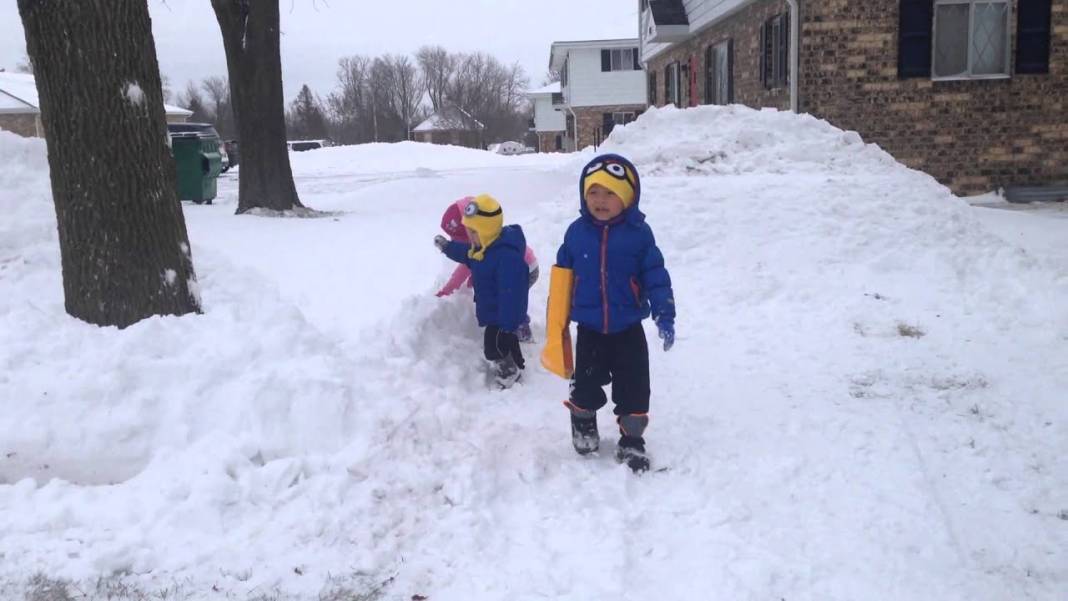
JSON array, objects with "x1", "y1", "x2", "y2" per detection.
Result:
[
  {"x1": 124, "y1": 82, "x2": 145, "y2": 107},
  {"x1": 2, "y1": 102, "x2": 1067, "y2": 601},
  {"x1": 526, "y1": 82, "x2": 561, "y2": 95}
]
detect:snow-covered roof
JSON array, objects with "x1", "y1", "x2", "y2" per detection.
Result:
[
  {"x1": 413, "y1": 106, "x2": 485, "y2": 133},
  {"x1": 525, "y1": 82, "x2": 561, "y2": 96},
  {"x1": 0, "y1": 72, "x2": 192, "y2": 117}
]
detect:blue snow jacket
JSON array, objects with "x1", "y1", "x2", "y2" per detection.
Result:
[
  {"x1": 556, "y1": 154, "x2": 675, "y2": 335},
  {"x1": 444, "y1": 225, "x2": 530, "y2": 333}
]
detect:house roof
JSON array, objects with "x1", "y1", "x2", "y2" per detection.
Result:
[
  {"x1": 525, "y1": 82, "x2": 561, "y2": 96},
  {"x1": 413, "y1": 106, "x2": 485, "y2": 133},
  {"x1": 648, "y1": 0, "x2": 689, "y2": 26},
  {"x1": 0, "y1": 72, "x2": 193, "y2": 117},
  {"x1": 549, "y1": 38, "x2": 640, "y2": 71}
]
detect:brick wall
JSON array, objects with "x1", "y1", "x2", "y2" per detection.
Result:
[
  {"x1": 537, "y1": 131, "x2": 565, "y2": 153},
  {"x1": 646, "y1": 0, "x2": 792, "y2": 109},
  {"x1": 800, "y1": 0, "x2": 1068, "y2": 194},
  {"x1": 574, "y1": 104, "x2": 647, "y2": 150},
  {"x1": 0, "y1": 113, "x2": 40, "y2": 137}
]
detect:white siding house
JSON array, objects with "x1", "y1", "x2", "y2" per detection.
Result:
[
  {"x1": 548, "y1": 39, "x2": 648, "y2": 151},
  {"x1": 524, "y1": 82, "x2": 567, "y2": 153}
]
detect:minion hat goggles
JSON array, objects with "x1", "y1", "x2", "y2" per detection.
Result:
[
  {"x1": 582, "y1": 160, "x2": 637, "y2": 208},
  {"x1": 461, "y1": 194, "x2": 505, "y2": 260}
]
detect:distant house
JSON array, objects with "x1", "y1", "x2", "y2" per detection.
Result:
[
  {"x1": 550, "y1": 38, "x2": 648, "y2": 151},
  {"x1": 639, "y1": 0, "x2": 1067, "y2": 198},
  {"x1": 524, "y1": 82, "x2": 567, "y2": 153},
  {"x1": 413, "y1": 106, "x2": 485, "y2": 149},
  {"x1": 0, "y1": 72, "x2": 193, "y2": 138}
]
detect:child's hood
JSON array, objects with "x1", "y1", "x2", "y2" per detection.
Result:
[
  {"x1": 494, "y1": 224, "x2": 527, "y2": 255},
  {"x1": 578, "y1": 153, "x2": 644, "y2": 224}
]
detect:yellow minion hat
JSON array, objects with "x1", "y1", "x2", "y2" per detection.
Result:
[
  {"x1": 461, "y1": 194, "x2": 504, "y2": 261},
  {"x1": 582, "y1": 161, "x2": 636, "y2": 209}
]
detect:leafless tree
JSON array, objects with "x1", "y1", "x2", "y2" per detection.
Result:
[
  {"x1": 416, "y1": 45, "x2": 453, "y2": 111},
  {"x1": 211, "y1": 0, "x2": 304, "y2": 213},
  {"x1": 18, "y1": 0, "x2": 200, "y2": 328}
]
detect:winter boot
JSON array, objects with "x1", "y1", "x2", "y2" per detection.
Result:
[
  {"x1": 565, "y1": 401, "x2": 599, "y2": 455},
  {"x1": 616, "y1": 414, "x2": 650, "y2": 473},
  {"x1": 516, "y1": 320, "x2": 533, "y2": 343},
  {"x1": 493, "y1": 355, "x2": 522, "y2": 389}
]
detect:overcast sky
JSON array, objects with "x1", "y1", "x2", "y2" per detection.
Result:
[{"x1": 0, "y1": 0, "x2": 639, "y2": 104}]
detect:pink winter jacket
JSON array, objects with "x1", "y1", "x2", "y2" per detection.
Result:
[{"x1": 436, "y1": 197, "x2": 538, "y2": 297}]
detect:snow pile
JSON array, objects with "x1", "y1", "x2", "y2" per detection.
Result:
[
  {"x1": 600, "y1": 104, "x2": 899, "y2": 177},
  {"x1": 0, "y1": 132, "x2": 366, "y2": 490},
  {"x1": 286, "y1": 139, "x2": 561, "y2": 178}
]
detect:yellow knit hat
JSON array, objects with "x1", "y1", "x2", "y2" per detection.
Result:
[
  {"x1": 461, "y1": 194, "x2": 504, "y2": 261},
  {"x1": 583, "y1": 165, "x2": 636, "y2": 209}
]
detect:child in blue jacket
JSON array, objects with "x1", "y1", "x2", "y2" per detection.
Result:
[
  {"x1": 435, "y1": 194, "x2": 529, "y2": 388},
  {"x1": 556, "y1": 154, "x2": 675, "y2": 472}
]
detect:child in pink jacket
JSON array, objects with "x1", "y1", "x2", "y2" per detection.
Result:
[{"x1": 437, "y1": 197, "x2": 539, "y2": 341}]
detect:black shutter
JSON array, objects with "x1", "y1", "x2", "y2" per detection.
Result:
[
  {"x1": 633, "y1": 48, "x2": 641, "y2": 70},
  {"x1": 603, "y1": 112, "x2": 615, "y2": 136},
  {"x1": 649, "y1": 72, "x2": 657, "y2": 105},
  {"x1": 726, "y1": 38, "x2": 735, "y2": 103},
  {"x1": 760, "y1": 19, "x2": 770, "y2": 88},
  {"x1": 778, "y1": 13, "x2": 789, "y2": 87},
  {"x1": 664, "y1": 65, "x2": 671, "y2": 102},
  {"x1": 1017, "y1": 0, "x2": 1052, "y2": 74},
  {"x1": 601, "y1": 49, "x2": 611, "y2": 72},
  {"x1": 898, "y1": 0, "x2": 934, "y2": 78},
  {"x1": 704, "y1": 45, "x2": 714, "y2": 104}
]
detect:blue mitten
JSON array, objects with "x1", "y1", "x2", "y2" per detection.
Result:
[{"x1": 657, "y1": 320, "x2": 674, "y2": 352}]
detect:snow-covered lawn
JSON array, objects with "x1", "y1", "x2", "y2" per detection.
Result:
[{"x1": 1, "y1": 106, "x2": 1066, "y2": 601}]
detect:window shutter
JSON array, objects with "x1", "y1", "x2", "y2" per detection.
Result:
[
  {"x1": 727, "y1": 39, "x2": 735, "y2": 103},
  {"x1": 633, "y1": 48, "x2": 641, "y2": 70},
  {"x1": 601, "y1": 49, "x2": 611, "y2": 72},
  {"x1": 1017, "y1": 0, "x2": 1052, "y2": 74},
  {"x1": 778, "y1": 13, "x2": 789, "y2": 87},
  {"x1": 704, "y1": 45, "x2": 714, "y2": 104},
  {"x1": 664, "y1": 65, "x2": 671, "y2": 101},
  {"x1": 649, "y1": 72, "x2": 657, "y2": 105},
  {"x1": 760, "y1": 20, "x2": 770, "y2": 88},
  {"x1": 898, "y1": 0, "x2": 934, "y2": 78},
  {"x1": 603, "y1": 113, "x2": 615, "y2": 136}
]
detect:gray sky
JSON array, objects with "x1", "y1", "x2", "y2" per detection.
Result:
[{"x1": 0, "y1": 0, "x2": 639, "y2": 104}]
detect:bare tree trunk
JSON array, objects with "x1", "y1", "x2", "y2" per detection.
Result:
[
  {"x1": 211, "y1": 0, "x2": 304, "y2": 214},
  {"x1": 18, "y1": 0, "x2": 201, "y2": 329}
]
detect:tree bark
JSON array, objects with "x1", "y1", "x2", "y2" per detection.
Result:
[
  {"x1": 211, "y1": 0, "x2": 304, "y2": 214},
  {"x1": 18, "y1": 0, "x2": 201, "y2": 329}
]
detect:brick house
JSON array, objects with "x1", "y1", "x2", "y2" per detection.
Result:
[
  {"x1": 413, "y1": 105, "x2": 485, "y2": 149},
  {"x1": 640, "y1": 0, "x2": 1067, "y2": 197},
  {"x1": 0, "y1": 72, "x2": 193, "y2": 138},
  {"x1": 550, "y1": 39, "x2": 649, "y2": 151},
  {"x1": 524, "y1": 82, "x2": 567, "y2": 152}
]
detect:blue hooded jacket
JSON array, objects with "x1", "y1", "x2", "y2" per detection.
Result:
[
  {"x1": 556, "y1": 154, "x2": 675, "y2": 334},
  {"x1": 444, "y1": 224, "x2": 529, "y2": 332}
]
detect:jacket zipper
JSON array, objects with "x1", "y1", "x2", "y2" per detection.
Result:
[{"x1": 601, "y1": 226, "x2": 609, "y2": 334}]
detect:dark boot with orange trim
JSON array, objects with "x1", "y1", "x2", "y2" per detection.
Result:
[
  {"x1": 616, "y1": 414, "x2": 650, "y2": 473},
  {"x1": 565, "y1": 401, "x2": 599, "y2": 455}
]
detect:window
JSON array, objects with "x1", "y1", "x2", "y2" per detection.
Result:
[
  {"x1": 601, "y1": 47, "x2": 640, "y2": 72},
  {"x1": 665, "y1": 62, "x2": 681, "y2": 106},
  {"x1": 705, "y1": 39, "x2": 734, "y2": 105},
  {"x1": 761, "y1": 13, "x2": 789, "y2": 89},
  {"x1": 554, "y1": 134, "x2": 563, "y2": 151},
  {"x1": 551, "y1": 92, "x2": 563, "y2": 105},
  {"x1": 648, "y1": 71, "x2": 658, "y2": 105},
  {"x1": 602, "y1": 112, "x2": 637, "y2": 137},
  {"x1": 932, "y1": 0, "x2": 1010, "y2": 79}
]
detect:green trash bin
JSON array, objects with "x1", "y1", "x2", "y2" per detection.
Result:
[{"x1": 172, "y1": 135, "x2": 223, "y2": 204}]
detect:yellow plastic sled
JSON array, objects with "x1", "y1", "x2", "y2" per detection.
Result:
[{"x1": 541, "y1": 266, "x2": 575, "y2": 379}]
